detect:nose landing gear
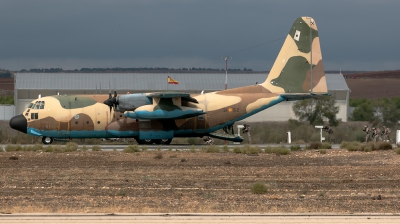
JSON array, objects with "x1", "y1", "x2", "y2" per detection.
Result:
[{"x1": 42, "y1": 136, "x2": 54, "y2": 145}]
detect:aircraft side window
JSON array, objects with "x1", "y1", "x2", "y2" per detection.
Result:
[
  {"x1": 198, "y1": 115, "x2": 204, "y2": 120},
  {"x1": 25, "y1": 109, "x2": 30, "y2": 116},
  {"x1": 30, "y1": 112, "x2": 39, "y2": 120}
]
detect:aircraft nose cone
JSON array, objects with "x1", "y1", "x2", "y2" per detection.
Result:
[{"x1": 9, "y1": 114, "x2": 27, "y2": 134}]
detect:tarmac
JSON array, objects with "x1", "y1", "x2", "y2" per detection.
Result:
[{"x1": 1, "y1": 213, "x2": 399, "y2": 224}]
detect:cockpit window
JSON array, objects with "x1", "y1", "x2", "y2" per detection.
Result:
[
  {"x1": 28, "y1": 103, "x2": 33, "y2": 109},
  {"x1": 39, "y1": 101, "x2": 45, "y2": 109},
  {"x1": 33, "y1": 101, "x2": 40, "y2": 109}
]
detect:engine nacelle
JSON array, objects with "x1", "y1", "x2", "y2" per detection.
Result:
[{"x1": 116, "y1": 93, "x2": 152, "y2": 112}]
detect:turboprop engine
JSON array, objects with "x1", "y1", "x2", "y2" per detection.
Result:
[{"x1": 115, "y1": 93, "x2": 152, "y2": 112}]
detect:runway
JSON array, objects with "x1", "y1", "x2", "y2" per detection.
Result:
[
  {"x1": 0, "y1": 143, "x2": 341, "y2": 151},
  {"x1": 86, "y1": 143, "x2": 327, "y2": 151},
  {"x1": 1, "y1": 213, "x2": 399, "y2": 223}
]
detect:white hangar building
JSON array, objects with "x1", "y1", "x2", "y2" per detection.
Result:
[{"x1": 13, "y1": 73, "x2": 349, "y2": 122}]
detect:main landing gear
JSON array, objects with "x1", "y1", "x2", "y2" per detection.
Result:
[
  {"x1": 42, "y1": 136, "x2": 54, "y2": 145},
  {"x1": 136, "y1": 139, "x2": 172, "y2": 145}
]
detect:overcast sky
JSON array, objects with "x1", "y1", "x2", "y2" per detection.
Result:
[{"x1": 0, "y1": 0, "x2": 399, "y2": 71}]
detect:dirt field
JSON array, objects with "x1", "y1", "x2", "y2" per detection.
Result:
[
  {"x1": 1, "y1": 149, "x2": 399, "y2": 213},
  {"x1": 346, "y1": 78, "x2": 400, "y2": 99}
]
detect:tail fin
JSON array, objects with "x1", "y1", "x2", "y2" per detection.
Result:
[{"x1": 262, "y1": 16, "x2": 327, "y2": 94}]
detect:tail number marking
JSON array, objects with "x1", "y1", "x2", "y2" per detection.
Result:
[{"x1": 223, "y1": 108, "x2": 239, "y2": 113}]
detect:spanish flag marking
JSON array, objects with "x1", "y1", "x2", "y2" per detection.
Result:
[{"x1": 168, "y1": 76, "x2": 178, "y2": 84}]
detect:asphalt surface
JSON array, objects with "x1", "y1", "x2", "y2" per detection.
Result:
[
  {"x1": 1, "y1": 213, "x2": 399, "y2": 224},
  {"x1": 91, "y1": 143, "x2": 326, "y2": 151},
  {"x1": 0, "y1": 143, "x2": 341, "y2": 151}
]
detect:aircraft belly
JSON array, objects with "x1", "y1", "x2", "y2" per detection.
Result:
[
  {"x1": 139, "y1": 130, "x2": 173, "y2": 140},
  {"x1": 40, "y1": 130, "x2": 110, "y2": 138},
  {"x1": 105, "y1": 118, "x2": 140, "y2": 138}
]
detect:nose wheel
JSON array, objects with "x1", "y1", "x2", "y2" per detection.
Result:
[{"x1": 42, "y1": 136, "x2": 54, "y2": 145}]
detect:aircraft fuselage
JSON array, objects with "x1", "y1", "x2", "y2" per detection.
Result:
[{"x1": 17, "y1": 91, "x2": 282, "y2": 141}]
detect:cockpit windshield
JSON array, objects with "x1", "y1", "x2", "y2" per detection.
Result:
[
  {"x1": 25, "y1": 100, "x2": 45, "y2": 120},
  {"x1": 34, "y1": 101, "x2": 40, "y2": 109},
  {"x1": 29, "y1": 101, "x2": 45, "y2": 110}
]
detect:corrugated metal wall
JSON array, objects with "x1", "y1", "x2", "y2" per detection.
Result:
[
  {"x1": 0, "y1": 105, "x2": 15, "y2": 120},
  {"x1": 15, "y1": 73, "x2": 267, "y2": 91}
]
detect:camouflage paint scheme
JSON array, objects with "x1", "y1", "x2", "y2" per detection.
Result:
[{"x1": 10, "y1": 17, "x2": 328, "y2": 144}]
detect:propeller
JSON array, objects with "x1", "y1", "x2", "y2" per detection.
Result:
[{"x1": 103, "y1": 90, "x2": 118, "y2": 113}]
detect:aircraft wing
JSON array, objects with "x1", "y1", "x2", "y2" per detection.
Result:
[
  {"x1": 280, "y1": 92, "x2": 330, "y2": 101},
  {"x1": 148, "y1": 92, "x2": 199, "y2": 104}
]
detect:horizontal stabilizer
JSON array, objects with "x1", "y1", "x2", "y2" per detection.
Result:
[{"x1": 280, "y1": 92, "x2": 330, "y2": 101}]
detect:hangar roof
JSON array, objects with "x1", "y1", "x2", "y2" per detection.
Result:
[
  {"x1": 15, "y1": 72, "x2": 348, "y2": 92},
  {"x1": 325, "y1": 73, "x2": 349, "y2": 91}
]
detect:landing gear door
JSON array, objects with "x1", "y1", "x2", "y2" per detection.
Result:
[{"x1": 196, "y1": 114, "x2": 206, "y2": 132}]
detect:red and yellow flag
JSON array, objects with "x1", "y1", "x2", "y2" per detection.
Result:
[{"x1": 167, "y1": 76, "x2": 178, "y2": 84}]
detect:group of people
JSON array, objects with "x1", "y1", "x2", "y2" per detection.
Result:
[
  {"x1": 203, "y1": 124, "x2": 392, "y2": 145},
  {"x1": 363, "y1": 125, "x2": 391, "y2": 143}
]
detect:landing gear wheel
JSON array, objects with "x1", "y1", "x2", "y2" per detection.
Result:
[
  {"x1": 42, "y1": 136, "x2": 54, "y2": 145},
  {"x1": 136, "y1": 139, "x2": 154, "y2": 145},
  {"x1": 143, "y1": 139, "x2": 153, "y2": 145},
  {"x1": 154, "y1": 139, "x2": 172, "y2": 145}
]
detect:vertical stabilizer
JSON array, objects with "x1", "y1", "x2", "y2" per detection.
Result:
[{"x1": 262, "y1": 16, "x2": 327, "y2": 94}]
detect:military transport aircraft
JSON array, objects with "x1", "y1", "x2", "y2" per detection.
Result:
[{"x1": 10, "y1": 16, "x2": 328, "y2": 145}]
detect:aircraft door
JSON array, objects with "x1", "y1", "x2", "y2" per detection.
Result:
[
  {"x1": 70, "y1": 110, "x2": 84, "y2": 135},
  {"x1": 196, "y1": 114, "x2": 206, "y2": 132},
  {"x1": 83, "y1": 109, "x2": 95, "y2": 131}
]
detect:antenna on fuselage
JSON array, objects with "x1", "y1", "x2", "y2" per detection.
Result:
[
  {"x1": 38, "y1": 94, "x2": 41, "y2": 99},
  {"x1": 94, "y1": 81, "x2": 97, "y2": 96}
]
